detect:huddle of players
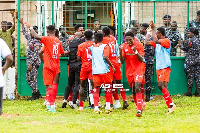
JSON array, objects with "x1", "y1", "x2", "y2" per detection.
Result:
[{"x1": 27, "y1": 19, "x2": 176, "y2": 117}]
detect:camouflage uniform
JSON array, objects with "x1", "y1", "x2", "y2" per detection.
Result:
[
  {"x1": 22, "y1": 24, "x2": 41, "y2": 93},
  {"x1": 184, "y1": 20, "x2": 200, "y2": 40},
  {"x1": 179, "y1": 37, "x2": 200, "y2": 94},
  {"x1": 59, "y1": 35, "x2": 69, "y2": 51},
  {"x1": 166, "y1": 29, "x2": 183, "y2": 56},
  {"x1": 138, "y1": 34, "x2": 155, "y2": 92}
]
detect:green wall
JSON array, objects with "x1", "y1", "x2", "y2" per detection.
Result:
[{"x1": 18, "y1": 57, "x2": 196, "y2": 96}]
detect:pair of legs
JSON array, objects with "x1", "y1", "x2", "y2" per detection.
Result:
[
  {"x1": 63, "y1": 65, "x2": 81, "y2": 106},
  {"x1": 185, "y1": 65, "x2": 200, "y2": 96},
  {"x1": 26, "y1": 64, "x2": 41, "y2": 100},
  {"x1": 145, "y1": 64, "x2": 154, "y2": 102}
]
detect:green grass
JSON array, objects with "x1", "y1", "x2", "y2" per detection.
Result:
[{"x1": 0, "y1": 96, "x2": 200, "y2": 133}]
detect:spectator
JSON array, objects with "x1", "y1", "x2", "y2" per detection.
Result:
[
  {"x1": 161, "y1": 15, "x2": 171, "y2": 33},
  {"x1": 59, "y1": 25, "x2": 69, "y2": 50},
  {"x1": 184, "y1": 10, "x2": 200, "y2": 40},
  {"x1": 0, "y1": 38, "x2": 13, "y2": 115},
  {"x1": 0, "y1": 11, "x2": 15, "y2": 53},
  {"x1": 166, "y1": 21, "x2": 182, "y2": 56},
  {"x1": 178, "y1": 28, "x2": 200, "y2": 97},
  {"x1": 130, "y1": 20, "x2": 140, "y2": 31},
  {"x1": 93, "y1": 20, "x2": 100, "y2": 31}
]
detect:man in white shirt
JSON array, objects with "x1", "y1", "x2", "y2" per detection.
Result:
[{"x1": 0, "y1": 38, "x2": 13, "y2": 115}]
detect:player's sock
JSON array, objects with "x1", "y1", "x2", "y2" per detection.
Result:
[
  {"x1": 105, "y1": 88, "x2": 112, "y2": 106},
  {"x1": 120, "y1": 87, "x2": 127, "y2": 101},
  {"x1": 141, "y1": 85, "x2": 145, "y2": 102},
  {"x1": 79, "y1": 101, "x2": 84, "y2": 107},
  {"x1": 113, "y1": 88, "x2": 119, "y2": 101},
  {"x1": 89, "y1": 90, "x2": 94, "y2": 105},
  {"x1": 161, "y1": 88, "x2": 173, "y2": 108},
  {"x1": 136, "y1": 93, "x2": 142, "y2": 111},
  {"x1": 46, "y1": 88, "x2": 51, "y2": 103},
  {"x1": 68, "y1": 92, "x2": 73, "y2": 101},
  {"x1": 52, "y1": 83, "x2": 58, "y2": 100},
  {"x1": 132, "y1": 95, "x2": 137, "y2": 106},
  {"x1": 105, "y1": 102, "x2": 110, "y2": 110},
  {"x1": 93, "y1": 87, "x2": 100, "y2": 107},
  {"x1": 48, "y1": 88, "x2": 54, "y2": 105}
]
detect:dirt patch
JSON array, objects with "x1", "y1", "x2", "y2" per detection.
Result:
[{"x1": 1, "y1": 112, "x2": 20, "y2": 117}]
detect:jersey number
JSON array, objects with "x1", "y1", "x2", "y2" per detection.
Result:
[
  {"x1": 109, "y1": 43, "x2": 116, "y2": 57},
  {"x1": 53, "y1": 44, "x2": 59, "y2": 59},
  {"x1": 85, "y1": 48, "x2": 92, "y2": 61}
]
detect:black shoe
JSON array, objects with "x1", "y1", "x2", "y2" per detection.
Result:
[
  {"x1": 193, "y1": 92, "x2": 200, "y2": 97},
  {"x1": 37, "y1": 90, "x2": 42, "y2": 98},
  {"x1": 184, "y1": 92, "x2": 192, "y2": 96},
  {"x1": 26, "y1": 91, "x2": 40, "y2": 100},
  {"x1": 84, "y1": 98, "x2": 88, "y2": 102},
  {"x1": 122, "y1": 101, "x2": 129, "y2": 110},
  {"x1": 110, "y1": 104, "x2": 114, "y2": 110},
  {"x1": 62, "y1": 100, "x2": 67, "y2": 108},
  {"x1": 131, "y1": 100, "x2": 135, "y2": 103}
]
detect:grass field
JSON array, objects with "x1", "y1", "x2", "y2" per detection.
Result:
[{"x1": 0, "y1": 95, "x2": 200, "y2": 133}]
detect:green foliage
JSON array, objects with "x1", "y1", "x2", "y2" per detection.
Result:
[
  {"x1": 20, "y1": 43, "x2": 27, "y2": 57},
  {"x1": 0, "y1": 96, "x2": 200, "y2": 132}
]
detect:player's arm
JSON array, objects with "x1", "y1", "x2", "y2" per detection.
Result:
[
  {"x1": 11, "y1": 11, "x2": 16, "y2": 31},
  {"x1": 39, "y1": 50, "x2": 44, "y2": 63},
  {"x1": 144, "y1": 27, "x2": 152, "y2": 46},
  {"x1": 77, "y1": 56, "x2": 81, "y2": 62},
  {"x1": 119, "y1": 45, "x2": 125, "y2": 64},
  {"x1": 104, "y1": 46, "x2": 116, "y2": 73},
  {"x1": 30, "y1": 25, "x2": 42, "y2": 40},
  {"x1": 131, "y1": 46, "x2": 143, "y2": 63}
]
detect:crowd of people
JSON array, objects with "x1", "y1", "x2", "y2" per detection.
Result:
[{"x1": 0, "y1": 10, "x2": 200, "y2": 117}]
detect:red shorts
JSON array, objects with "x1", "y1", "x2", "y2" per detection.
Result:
[
  {"x1": 43, "y1": 67, "x2": 57, "y2": 85},
  {"x1": 126, "y1": 73, "x2": 144, "y2": 88},
  {"x1": 156, "y1": 67, "x2": 171, "y2": 83},
  {"x1": 109, "y1": 63, "x2": 122, "y2": 80},
  {"x1": 93, "y1": 73, "x2": 113, "y2": 88},
  {"x1": 80, "y1": 68, "x2": 93, "y2": 80}
]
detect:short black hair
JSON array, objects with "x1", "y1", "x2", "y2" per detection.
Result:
[
  {"x1": 94, "y1": 32, "x2": 103, "y2": 43},
  {"x1": 129, "y1": 28, "x2": 137, "y2": 35},
  {"x1": 102, "y1": 27, "x2": 110, "y2": 36},
  {"x1": 130, "y1": 20, "x2": 137, "y2": 26},
  {"x1": 157, "y1": 27, "x2": 166, "y2": 36},
  {"x1": 163, "y1": 15, "x2": 171, "y2": 19},
  {"x1": 7, "y1": 22, "x2": 12, "y2": 29},
  {"x1": 141, "y1": 23, "x2": 149, "y2": 28},
  {"x1": 84, "y1": 30, "x2": 93, "y2": 40},
  {"x1": 197, "y1": 10, "x2": 200, "y2": 16},
  {"x1": 188, "y1": 27, "x2": 199, "y2": 36},
  {"x1": 47, "y1": 25, "x2": 55, "y2": 33},
  {"x1": 93, "y1": 19, "x2": 100, "y2": 24},
  {"x1": 108, "y1": 25, "x2": 115, "y2": 35},
  {"x1": 1, "y1": 21, "x2": 7, "y2": 24},
  {"x1": 33, "y1": 26, "x2": 38, "y2": 31},
  {"x1": 74, "y1": 24, "x2": 83, "y2": 32},
  {"x1": 125, "y1": 31, "x2": 134, "y2": 38},
  {"x1": 59, "y1": 25, "x2": 64, "y2": 31},
  {"x1": 55, "y1": 29, "x2": 59, "y2": 37}
]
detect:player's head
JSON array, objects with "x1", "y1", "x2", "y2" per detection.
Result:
[
  {"x1": 47, "y1": 25, "x2": 55, "y2": 36},
  {"x1": 108, "y1": 25, "x2": 115, "y2": 36},
  {"x1": 156, "y1": 27, "x2": 166, "y2": 39},
  {"x1": 102, "y1": 27, "x2": 110, "y2": 37},
  {"x1": 7, "y1": 22, "x2": 12, "y2": 30},
  {"x1": 74, "y1": 24, "x2": 84, "y2": 33},
  {"x1": 59, "y1": 25, "x2": 67, "y2": 36},
  {"x1": 94, "y1": 32, "x2": 103, "y2": 43},
  {"x1": 93, "y1": 20, "x2": 100, "y2": 30},
  {"x1": 163, "y1": 15, "x2": 171, "y2": 26},
  {"x1": 55, "y1": 29, "x2": 59, "y2": 38},
  {"x1": 140, "y1": 23, "x2": 149, "y2": 35},
  {"x1": 129, "y1": 28, "x2": 137, "y2": 36},
  {"x1": 171, "y1": 21, "x2": 178, "y2": 31},
  {"x1": 75, "y1": 32, "x2": 83, "y2": 38},
  {"x1": 84, "y1": 30, "x2": 93, "y2": 40},
  {"x1": 197, "y1": 10, "x2": 200, "y2": 21},
  {"x1": 1, "y1": 21, "x2": 7, "y2": 31},
  {"x1": 187, "y1": 27, "x2": 199, "y2": 38},
  {"x1": 125, "y1": 31, "x2": 134, "y2": 46}
]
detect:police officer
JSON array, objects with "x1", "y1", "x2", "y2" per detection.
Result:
[
  {"x1": 184, "y1": 10, "x2": 200, "y2": 40},
  {"x1": 19, "y1": 18, "x2": 42, "y2": 100},
  {"x1": 166, "y1": 21, "x2": 183, "y2": 56},
  {"x1": 139, "y1": 23, "x2": 155, "y2": 102},
  {"x1": 179, "y1": 28, "x2": 200, "y2": 96}
]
